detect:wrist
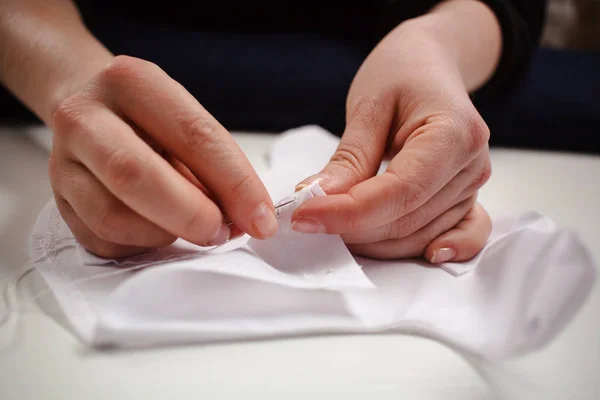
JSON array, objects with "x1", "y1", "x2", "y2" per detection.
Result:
[
  {"x1": 0, "y1": 1, "x2": 114, "y2": 125},
  {"x1": 395, "y1": 0, "x2": 502, "y2": 92},
  {"x1": 383, "y1": 21, "x2": 469, "y2": 96}
]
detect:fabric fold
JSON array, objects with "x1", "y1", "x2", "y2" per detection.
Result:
[{"x1": 27, "y1": 125, "x2": 596, "y2": 360}]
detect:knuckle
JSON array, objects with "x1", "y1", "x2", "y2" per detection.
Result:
[
  {"x1": 101, "y1": 56, "x2": 137, "y2": 84},
  {"x1": 179, "y1": 115, "x2": 224, "y2": 155},
  {"x1": 50, "y1": 97, "x2": 85, "y2": 139},
  {"x1": 463, "y1": 113, "x2": 490, "y2": 154},
  {"x1": 329, "y1": 144, "x2": 369, "y2": 179},
  {"x1": 104, "y1": 148, "x2": 147, "y2": 193},
  {"x1": 419, "y1": 113, "x2": 462, "y2": 160},
  {"x1": 101, "y1": 55, "x2": 160, "y2": 87},
  {"x1": 475, "y1": 159, "x2": 492, "y2": 188},
  {"x1": 468, "y1": 158, "x2": 492, "y2": 191},
  {"x1": 431, "y1": 110, "x2": 490, "y2": 158},
  {"x1": 92, "y1": 209, "x2": 129, "y2": 243}
]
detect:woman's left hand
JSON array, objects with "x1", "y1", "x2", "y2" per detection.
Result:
[{"x1": 291, "y1": 21, "x2": 493, "y2": 263}]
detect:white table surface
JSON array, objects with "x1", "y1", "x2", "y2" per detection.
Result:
[{"x1": 1, "y1": 125, "x2": 599, "y2": 400}]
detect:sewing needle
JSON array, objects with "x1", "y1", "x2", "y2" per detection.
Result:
[{"x1": 225, "y1": 198, "x2": 295, "y2": 226}]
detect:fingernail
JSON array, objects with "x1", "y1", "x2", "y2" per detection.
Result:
[
  {"x1": 294, "y1": 184, "x2": 308, "y2": 192},
  {"x1": 251, "y1": 202, "x2": 279, "y2": 238},
  {"x1": 291, "y1": 219, "x2": 326, "y2": 234},
  {"x1": 208, "y1": 223, "x2": 230, "y2": 246},
  {"x1": 295, "y1": 175, "x2": 323, "y2": 192},
  {"x1": 431, "y1": 247, "x2": 456, "y2": 264}
]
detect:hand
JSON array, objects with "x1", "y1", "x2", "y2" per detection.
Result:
[
  {"x1": 292, "y1": 24, "x2": 492, "y2": 262},
  {"x1": 49, "y1": 56, "x2": 278, "y2": 258}
]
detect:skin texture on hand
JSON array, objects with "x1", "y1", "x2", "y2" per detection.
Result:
[
  {"x1": 292, "y1": 0, "x2": 500, "y2": 262},
  {"x1": 0, "y1": 0, "x2": 114, "y2": 122},
  {"x1": 49, "y1": 56, "x2": 279, "y2": 258},
  {"x1": 1, "y1": 1, "x2": 279, "y2": 259},
  {"x1": 1, "y1": 0, "x2": 500, "y2": 261}
]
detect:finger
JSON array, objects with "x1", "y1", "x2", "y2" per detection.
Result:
[
  {"x1": 292, "y1": 114, "x2": 488, "y2": 234},
  {"x1": 55, "y1": 194, "x2": 149, "y2": 259},
  {"x1": 56, "y1": 105, "x2": 230, "y2": 246},
  {"x1": 425, "y1": 202, "x2": 492, "y2": 264},
  {"x1": 101, "y1": 56, "x2": 277, "y2": 239},
  {"x1": 295, "y1": 96, "x2": 394, "y2": 194},
  {"x1": 166, "y1": 150, "x2": 247, "y2": 241},
  {"x1": 347, "y1": 196, "x2": 475, "y2": 260},
  {"x1": 341, "y1": 154, "x2": 490, "y2": 244},
  {"x1": 228, "y1": 224, "x2": 246, "y2": 240},
  {"x1": 166, "y1": 154, "x2": 211, "y2": 197},
  {"x1": 55, "y1": 159, "x2": 177, "y2": 248}
]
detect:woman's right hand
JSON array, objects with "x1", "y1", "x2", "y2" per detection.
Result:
[{"x1": 49, "y1": 55, "x2": 279, "y2": 258}]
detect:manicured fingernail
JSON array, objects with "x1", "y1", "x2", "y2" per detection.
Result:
[
  {"x1": 292, "y1": 219, "x2": 326, "y2": 234},
  {"x1": 295, "y1": 184, "x2": 307, "y2": 192},
  {"x1": 431, "y1": 247, "x2": 456, "y2": 263},
  {"x1": 208, "y1": 223, "x2": 230, "y2": 246},
  {"x1": 251, "y1": 202, "x2": 279, "y2": 238},
  {"x1": 295, "y1": 176, "x2": 323, "y2": 192}
]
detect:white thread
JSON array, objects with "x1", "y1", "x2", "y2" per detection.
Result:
[
  {"x1": 0, "y1": 243, "x2": 234, "y2": 332},
  {"x1": 28, "y1": 253, "x2": 205, "y2": 304}
]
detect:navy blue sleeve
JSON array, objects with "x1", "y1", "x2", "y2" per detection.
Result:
[
  {"x1": 374, "y1": 0, "x2": 546, "y2": 99},
  {"x1": 472, "y1": 0, "x2": 547, "y2": 100}
]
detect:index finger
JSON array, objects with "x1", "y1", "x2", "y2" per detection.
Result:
[
  {"x1": 61, "y1": 107, "x2": 228, "y2": 246},
  {"x1": 102, "y1": 56, "x2": 278, "y2": 239}
]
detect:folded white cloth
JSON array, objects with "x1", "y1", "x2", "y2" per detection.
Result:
[{"x1": 29, "y1": 125, "x2": 596, "y2": 360}]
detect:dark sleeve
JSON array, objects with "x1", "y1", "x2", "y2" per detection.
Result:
[{"x1": 472, "y1": 0, "x2": 547, "y2": 100}]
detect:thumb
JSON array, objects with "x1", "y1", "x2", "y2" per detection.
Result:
[{"x1": 295, "y1": 98, "x2": 394, "y2": 194}]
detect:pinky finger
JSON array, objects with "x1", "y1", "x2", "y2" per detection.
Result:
[{"x1": 425, "y1": 203, "x2": 492, "y2": 264}]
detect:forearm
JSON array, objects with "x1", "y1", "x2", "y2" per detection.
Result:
[
  {"x1": 404, "y1": 0, "x2": 503, "y2": 92},
  {"x1": 0, "y1": 0, "x2": 113, "y2": 124}
]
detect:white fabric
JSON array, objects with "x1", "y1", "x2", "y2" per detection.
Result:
[
  {"x1": 247, "y1": 183, "x2": 374, "y2": 289},
  {"x1": 29, "y1": 125, "x2": 596, "y2": 360}
]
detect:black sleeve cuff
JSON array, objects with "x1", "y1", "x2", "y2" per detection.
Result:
[{"x1": 471, "y1": 0, "x2": 546, "y2": 102}]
